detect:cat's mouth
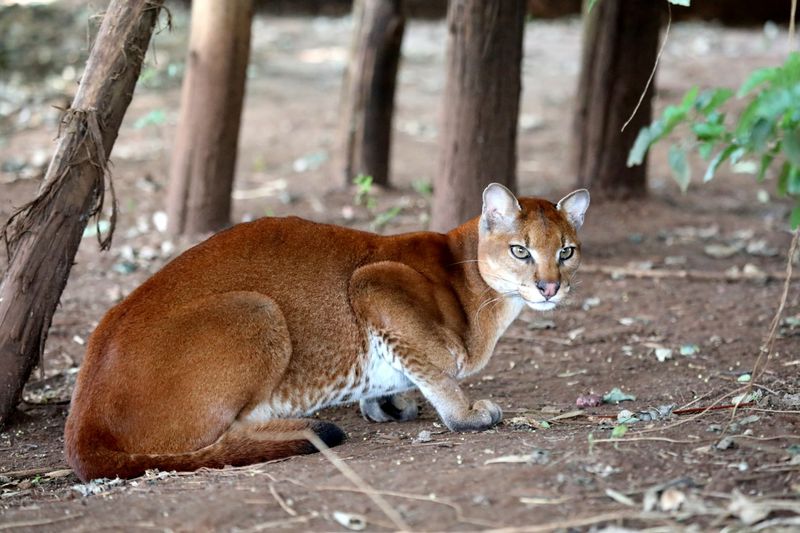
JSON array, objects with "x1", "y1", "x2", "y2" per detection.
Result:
[
  {"x1": 518, "y1": 286, "x2": 561, "y2": 311},
  {"x1": 525, "y1": 300, "x2": 558, "y2": 311}
]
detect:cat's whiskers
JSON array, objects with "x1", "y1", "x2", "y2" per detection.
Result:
[
  {"x1": 474, "y1": 289, "x2": 519, "y2": 336},
  {"x1": 450, "y1": 259, "x2": 485, "y2": 266},
  {"x1": 480, "y1": 271, "x2": 521, "y2": 292}
]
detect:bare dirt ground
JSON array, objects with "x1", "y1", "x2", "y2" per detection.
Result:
[{"x1": 1, "y1": 3, "x2": 800, "y2": 531}]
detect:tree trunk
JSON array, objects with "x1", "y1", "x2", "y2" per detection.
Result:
[
  {"x1": 338, "y1": 0, "x2": 405, "y2": 187},
  {"x1": 166, "y1": 0, "x2": 253, "y2": 235},
  {"x1": 0, "y1": 0, "x2": 163, "y2": 428},
  {"x1": 430, "y1": 0, "x2": 526, "y2": 232},
  {"x1": 572, "y1": 0, "x2": 663, "y2": 199}
]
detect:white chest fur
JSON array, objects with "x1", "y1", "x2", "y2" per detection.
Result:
[
  {"x1": 243, "y1": 330, "x2": 414, "y2": 423},
  {"x1": 361, "y1": 330, "x2": 414, "y2": 398}
]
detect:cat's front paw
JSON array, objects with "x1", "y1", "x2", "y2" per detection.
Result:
[
  {"x1": 473, "y1": 399, "x2": 503, "y2": 426},
  {"x1": 360, "y1": 394, "x2": 418, "y2": 423},
  {"x1": 443, "y1": 399, "x2": 503, "y2": 432}
]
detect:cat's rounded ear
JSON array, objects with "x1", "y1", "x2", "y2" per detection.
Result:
[
  {"x1": 481, "y1": 183, "x2": 521, "y2": 232},
  {"x1": 557, "y1": 189, "x2": 590, "y2": 230}
]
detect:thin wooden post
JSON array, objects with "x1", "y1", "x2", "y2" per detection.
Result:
[
  {"x1": 572, "y1": 0, "x2": 663, "y2": 199},
  {"x1": 338, "y1": 0, "x2": 406, "y2": 187},
  {"x1": 431, "y1": 0, "x2": 526, "y2": 232},
  {"x1": 166, "y1": 0, "x2": 253, "y2": 235}
]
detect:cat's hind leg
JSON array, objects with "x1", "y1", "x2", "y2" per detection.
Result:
[{"x1": 65, "y1": 290, "x2": 346, "y2": 480}]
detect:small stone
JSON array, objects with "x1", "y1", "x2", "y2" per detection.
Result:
[
  {"x1": 704, "y1": 243, "x2": 742, "y2": 259},
  {"x1": 654, "y1": 348, "x2": 673, "y2": 362},
  {"x1": 582, "y1": 297, "x2": 601, "y2": 311},
  {"x1": 659, "y1": 488, "x2": 686, "y2": 512},
  {"x1": 415, "y1": 430, "x2": 432, "y2": 443},
  {"x1": 715, "y1": 436, "x2": 735, "y2": 450},
  {"x1": 152, "y1": 211, "x2": 168, "y2": 233}
]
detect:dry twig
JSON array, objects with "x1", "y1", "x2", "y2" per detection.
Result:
[
  {"x1": 0, "y1": 514, "x2": 82, "y2": 531},
  {"x1": 485, "y1": 510, "x2": 663, "y2": 532},
  {"x1": 581, "y1": 264, "x2": 791, "y2": 283},
  {"x1": 590, "y1": 436, "x2": 709, "y2": 445},
  {"x1": 0, "y1": 466, "x2": 71, "y2": 479},
  {"x1": 271, "y1": 476, "x2": 496, "y2": 528},
  {"x1": 620, "y1": 3, "x2": 671, "y2": 132},
  {"x1": 268, "y1": 483, "x2": 297, "y2": 517},
  {"x1": 751, "y1": 228, "x2": 800, "y2": 383},
  {"x1": 241, "y1": 513, "x2": 316, "y2": 532},
  {"x1": 302, "y1": 430, "x2": 410, "y2": 531}
]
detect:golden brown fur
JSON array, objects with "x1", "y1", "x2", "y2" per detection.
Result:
[{"x1": 64, "y1": 184, "x2": 589, "y2": 480}]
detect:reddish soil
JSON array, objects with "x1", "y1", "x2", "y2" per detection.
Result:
[{"x1": 1, "y1": 4, "x2": 799, "y2": 531}]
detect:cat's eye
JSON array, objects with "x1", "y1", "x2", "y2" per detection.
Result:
[
  {"x1": 560, "y1": 247, "x2": 575, "y2": 261},
  {"x1": 510, "y1": 245, "x2": 530, "y2": 260}
]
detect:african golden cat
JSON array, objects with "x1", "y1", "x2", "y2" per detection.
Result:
[{"x1": 64, "y1": 184, "x2": 589, "y2": 481}]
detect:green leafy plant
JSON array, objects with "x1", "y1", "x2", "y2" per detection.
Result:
[
  {"x1": 411, "y1": 179, "x2": 433, "y2": 199},
  {"x1": 371, "y1": 205, "x2": 403, "y2": 231},
  {"x1": 352, "y1": 174, "x2": 377, "y2": 210},
  {"x1": 628, "y1": 51, "x2": 800, "y2": 228},
  {"x1": 610, "y1": 424, "x2": 628, "y2": 439},
  {"x1": 352, "y1": 174, "x2": 404, "y2": 231}
]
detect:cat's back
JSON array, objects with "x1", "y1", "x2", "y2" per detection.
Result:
[
  {"x1": 104, "y1": 216, "x2": 458, "y2": 327},
  {"x1": 116, "y1": 216, "x2": 376, "y2": 310}
]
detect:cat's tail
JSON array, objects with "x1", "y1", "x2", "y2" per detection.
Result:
[{"x1": 65, "y1": 419, "x2": 345, "y2": 482}]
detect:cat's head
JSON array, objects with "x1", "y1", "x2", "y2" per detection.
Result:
[{"x1": 477, "y1": 183, "x2": 590, "y2": 312}]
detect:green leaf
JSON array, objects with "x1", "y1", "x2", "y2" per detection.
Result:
[
  {"x1": 729, "y1": 147, "x2": 746, "y2": 166},
  {"x1": 736, "y1": 96, "x2": 764, "y2": 138},
  {"x1": 587, "y1": 0, "x2": 600, "y2": 13},
  {"x1": 783, "y1": 128, "x2": 800, "y2": 167},
  {"x1": 738, "y1": 66, "x2": 778, "y2": 97},
  {"x1": 603, "y1": 387, "x2": 636, "y2": 403},
  {"x1": 704, "y1": 145, "x2": 737, "y2": 182},
  {"x1": 788, "y1": 166, "x2": 800, "y2": 195},
  {"x1": 668, "y1": 145, "x2": 691, "y2": 192},
  {"x1": 697, "y1": 142, "x2": 714, "y2": 159},
  {"x1": 758, "y1": 153, "x2": 774, "y2": 181},
  {"x1": 627, "y1": 127, "x2": 652, "y2": 167},
  {"x1": 748, "y1": 117, "x2": 773, "y2": 151},
  {"x1": 791, "y1": 205, "x2": 800, "y2": 230},
  {"x1": 680, "y1": 86, "x2": 700, "y2": 111},
  {"x1": 778, "y1": 161, "x2": 791, "y2": 195},
  {"x1": 691, "y1": 122, "x2": 726, "y2": 141},
  {"x1": 698, "y1": 142, "x2": 714, "y2": 160},
  {"x1": 758, "y1": 88, "x2": 793, "y2": 121},
  {"x1": 696, "y1": 88, "x2": 734, "y2": 115},
  {"x1": 611, "y1": 424, "x2": 628, "y2": 439}
]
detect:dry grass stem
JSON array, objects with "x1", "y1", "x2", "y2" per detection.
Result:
[
  {"x1": 241, "y1": 513, "x2": 316, "y2": 532},
  {"x1": 268, "y1": 483, "x2": 297, "y2": 517},
  {"x1": 620, "y1": 3, "x2": 671, "y2": 132},
  {"x1": 485, "y1": 510, "x2": 661, "y2": 532},
  {"x1": 273, "y1": 476, "x2": 496, "y2": 528},
  {"x1": 581, "y1": 264, "x2": 793, "y2": 282},
  {"x1": 751, "y1": 227, "x2": 800, "y2": 383},
  {"x1": 302, "y1": 430, "x2": 411, "y2": 531},
  {"x1": 591, "y1": 436, "x2": 709, "y2": 445},
  {"x1": 0, "y1": 514, "x2": 83, "y2": 531}
]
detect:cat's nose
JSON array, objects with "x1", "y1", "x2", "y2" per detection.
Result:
[{"x1": 536, "y1": 280, "x2": 560, "y2": 300}]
